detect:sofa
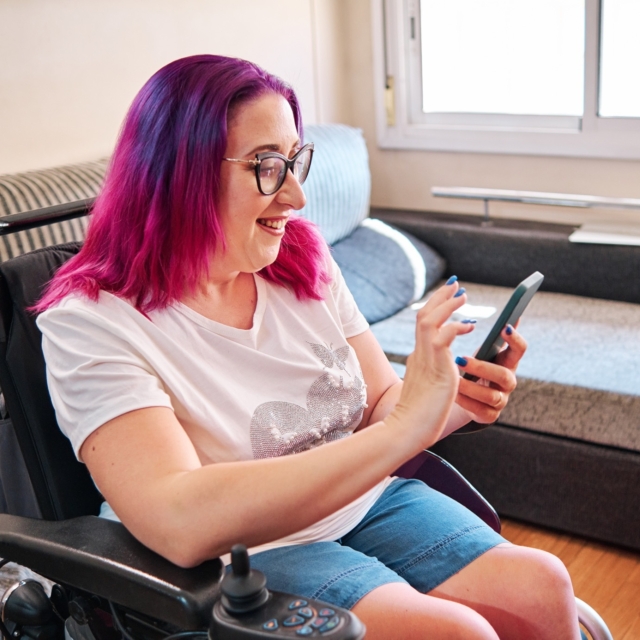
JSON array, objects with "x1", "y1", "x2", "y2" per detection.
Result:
[{"x1": 0, "y1": 124, "x2": 638, "y2": 554}]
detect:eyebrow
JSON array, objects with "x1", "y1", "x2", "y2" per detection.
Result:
[{"x1": 246, "y1": 140, "x2": 302, "y2": 156}]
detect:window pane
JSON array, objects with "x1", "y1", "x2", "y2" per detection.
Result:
[
  {"x1": 420, "y1": 0, "x2": 585, "y2": 116},
  {"x1": 599, "y1": 0, "x2": 640, "y2": 118}
]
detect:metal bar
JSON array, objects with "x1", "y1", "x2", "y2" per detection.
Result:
[
  {"x1": 0, "y1": 198, "x2": 95, "y2": 235},
  {"x1": 432, "y1": 187, "x2": 640, "y2": 210}
]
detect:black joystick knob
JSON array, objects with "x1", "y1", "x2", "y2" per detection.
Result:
[
  {"x1": 220, "y1": 544, "x2": 269, "y2": 614},
  {"x1": 3, "y1": 581, "x2": 52, "y2": 626}
]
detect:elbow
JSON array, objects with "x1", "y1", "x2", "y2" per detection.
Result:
[
  {"x1": 162, "y1": 546, "x2": 210, "y2": 569},
  {"x1": 122, "y1": 511, "x2": 223, "y2": 569},
  {"x1": 139, "y1": 527, "x2": 221, "y2": 568},
  {"x1": 151, "y1": 521, "x2": 226, "y2": 568}
]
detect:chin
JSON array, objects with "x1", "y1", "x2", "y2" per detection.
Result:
[{"x1": 251, "y1": 250, "x2": 280, "y2": 273}]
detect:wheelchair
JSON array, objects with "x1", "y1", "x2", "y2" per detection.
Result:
[{"x1": 0, "y1": 202, "x2": 613, "y2": 640}]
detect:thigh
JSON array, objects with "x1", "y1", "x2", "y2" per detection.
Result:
[
  {"x1": 341, "y1": 477, "x2": 506, "y2": 594},
  {"x1": 248, "y1": 541, "x2": 407, "y2": 611},
  {"x1": 352, "y1": 583, "x2": 498, "y2": 640},
  {"x1": 430, "y1": 543, "x2": 580, "y2": 640}
]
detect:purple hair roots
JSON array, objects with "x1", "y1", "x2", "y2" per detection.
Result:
[{"x1": 34, "y1": 55, "x2": 330, "y2": 314}]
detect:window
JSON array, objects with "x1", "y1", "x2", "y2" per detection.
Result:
[{"x1": 373, "y1": 0, "x2": 640, "y2": 158}]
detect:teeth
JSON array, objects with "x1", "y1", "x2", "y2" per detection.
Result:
[{"x1": 258, "y1": 218, "x2": 286, "y2": 229}]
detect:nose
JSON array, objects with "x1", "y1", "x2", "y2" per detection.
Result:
[{"x1": 276, "y1": 167, "x2": 307, "y2": 210}]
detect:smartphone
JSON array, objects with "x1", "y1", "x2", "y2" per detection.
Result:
[{"x1": 463, "y1": 271, "x2": 544, "y2": 380}]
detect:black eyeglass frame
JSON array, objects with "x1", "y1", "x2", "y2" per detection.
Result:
[{"x1": 223, "y1": 142, "x2": 314, "y2": 196}]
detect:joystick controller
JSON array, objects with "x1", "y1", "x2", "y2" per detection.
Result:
[
  {"x1": 220, "y1": 545, "x2": 270, "y2": 614},
  {"x1": 209, "y1": 545, "x2": 365, "y2": 639}
]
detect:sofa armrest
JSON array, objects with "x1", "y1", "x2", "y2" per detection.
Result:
[{"x1": 0, "y1": 514, "x2": 222, "y2": 629}]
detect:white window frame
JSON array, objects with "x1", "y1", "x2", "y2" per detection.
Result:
[{"x1": 372, "y1": 0, "x2": 640, "y2": 159}]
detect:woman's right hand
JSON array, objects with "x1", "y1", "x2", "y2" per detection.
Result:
[{"x1": 385, "y1": 278, "x2": 474, "y2": 448}]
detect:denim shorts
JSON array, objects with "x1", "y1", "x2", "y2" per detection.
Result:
[{"x1": 249, "y1": 477, "x2": 506, "y2": 610}]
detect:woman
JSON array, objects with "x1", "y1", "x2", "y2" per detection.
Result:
[{"x1": 35, "y1": 55, "x2": 579, "y2": 639}]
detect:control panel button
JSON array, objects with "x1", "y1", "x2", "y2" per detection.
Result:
[
  {"x1": 298, "y1": 607, "x2": 314, "y2": 618},
  {"x1": 319, "y1": 616, "x2": 341, "y2": 633},
  {"x1": 289, "y1": 599, "x2": 308, "y2": 609},
  {"x1": 318, "y1": 608, "x2": 335, "y2": 617},
  {"x1": 263, "y1": 619, "x2": 279, "y2": 631},
  {"x1": 296, "y1": 627, "x2": 314, "y2": 636},
  {"x1": 284, "y1": 615, "x2": 306, "y2": 627},
  {"x1": 311, "y1": 617, "x2": 328, "y2": 629}
]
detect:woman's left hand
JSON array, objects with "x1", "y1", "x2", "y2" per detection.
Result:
[{"x1": 454, "y1": 324, "x2": 527, "y2": 424}]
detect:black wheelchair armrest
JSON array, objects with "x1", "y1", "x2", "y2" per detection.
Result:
[
  {"x1": 0, "y1": 514, "x2": 223, "y2": 629},
  {"x1": 394, "y1": 449, "x2": 501, "y2": 534}
]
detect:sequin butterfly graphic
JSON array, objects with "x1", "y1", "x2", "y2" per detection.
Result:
[{"x1": 308, "y1": 342, "x2": 350, "y2": 372}]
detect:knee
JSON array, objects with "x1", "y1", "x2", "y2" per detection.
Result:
[
  {"x1": 517, "y1": 547, "x2": 577, "y2": 617},
  {"x1": 525, "y1": 548, "x2": 575, "y2": 604},
  {"x1": 447, "y1": 606, "x2": 500, "y2": 640}
]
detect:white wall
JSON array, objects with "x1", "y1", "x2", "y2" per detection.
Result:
[
  {"x1": 342, "y1": 0, "x2": 640, "y2": 226},
  {"x1": 5, "y1": 0, "x2": 637, "y2": 227},
  {"x1": 0, "y1": 0, "x2": 322, "y2": 174}
]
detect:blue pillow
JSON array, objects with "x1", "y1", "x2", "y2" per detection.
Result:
[
  {"x1": 331, "y1": 219, "x2": 446, "y2": 324},
  {"x1": 301, "y1": 124, "x2": 370, "y2": 245}
]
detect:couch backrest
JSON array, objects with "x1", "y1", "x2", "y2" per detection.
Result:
[
  {"x1": 0, "y1": 159, "x2": 107, "y2": 261},
  {"x1": 300, "y1": 124, "x2": 371, "y2": 244},
  {"x1": 0, "y1": 124, "x2": 371, "y2": 260}
]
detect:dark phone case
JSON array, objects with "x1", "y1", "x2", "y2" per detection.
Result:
[{"x1": 463, "y1": 271, "x2": 544, "y2": 380}]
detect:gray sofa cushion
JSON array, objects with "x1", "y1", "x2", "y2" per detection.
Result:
[
  {"x1": 300, "y1": 124, "x2": 371, "y2": 245},
  {"x1": 372, "y1": 282, "x2": 640, "y2": 453},
  {"x1": 332, "y1": 218, "x2": 445, "y2": 323}
]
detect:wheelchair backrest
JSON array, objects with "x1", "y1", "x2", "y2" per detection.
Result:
[{"x1": 0, "y1": 242, "x2": 102, "y2": 520}]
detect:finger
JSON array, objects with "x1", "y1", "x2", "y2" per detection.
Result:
[
  {"x1": 455, "y1": 357, "x2": 517, "y2": 392},
  {"x1": 416, "y1": 288, "x2": 468, "y2": 337},
  {"x1": 434, "y1": 320, "x2": 476, "y2": 349},
  {"x1": 457, "y1": 375, "x2": 512, "y2": 407},
  {"x1": 415, "y1": 276, "x2": 463, "y2": 318},
  {"x1": 455, "y1": 392, "x2": 501, "y2": 425},
  {"x1": 493, "y1": 324, "x2": 528, "y2": 371}
]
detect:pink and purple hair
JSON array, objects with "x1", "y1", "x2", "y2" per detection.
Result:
[{"x1": 34, "y1": 55, "x2": 330, "y2": 314}]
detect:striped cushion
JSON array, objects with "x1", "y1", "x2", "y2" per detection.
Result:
[
  {"x1": 301, "y1": 124, "x2": 371, "y2": 245},
  {"x1": 0, "y1": 159, "x2": 108, "y2": 261}
]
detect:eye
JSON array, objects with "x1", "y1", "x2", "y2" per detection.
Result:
[{"x1": 259, "y1": 157, "x2": 280, "y2": 177}]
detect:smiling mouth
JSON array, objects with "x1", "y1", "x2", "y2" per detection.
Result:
[{"x1": 257, "y1": 218, "x2": 287, "y2": 230}]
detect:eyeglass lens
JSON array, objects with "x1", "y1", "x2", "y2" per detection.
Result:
[{"x1": 258, "y1": 147, "x2": 312, "y2": 195}]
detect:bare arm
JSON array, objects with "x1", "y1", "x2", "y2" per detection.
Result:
[
  {"x1": 81, "y1": 281, "x2": 472, "y2": 568},
  {"x1": 83, "y1": 405, "x2": 417, "y2": 567}
]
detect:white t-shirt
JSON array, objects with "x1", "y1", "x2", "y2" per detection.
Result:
[{"x1": 37, "y1": 259, "x2": 394, "y2": 557}]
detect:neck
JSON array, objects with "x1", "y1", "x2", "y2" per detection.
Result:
[{"x1": 181, "y1": 271, "x2": 258, "y2": 330}]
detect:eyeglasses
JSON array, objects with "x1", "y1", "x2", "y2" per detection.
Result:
[{"x1": 223, "y1": 142, "x2": 314, "y2": 196}]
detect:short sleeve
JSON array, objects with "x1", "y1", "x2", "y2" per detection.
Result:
[
  {"x1": 327, "y1": 256, "x2": 370, "y2": 338},
  {"x1": 37, "y1": 297, "x2": 173, "y2": 460}
]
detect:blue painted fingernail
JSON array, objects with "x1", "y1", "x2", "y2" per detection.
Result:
[
  {"x1": 455, "y1": 356, "x2": 468, "y2": 367},
  {"x1": 506, "y1": 324, "x2": 513, "y2": 335},
  {"x1": 461, "y1": 318, "x2": 477, "y2": 324},
  {"x1": 446, "y1": 275, "x2": 458, "y2": 285},
  {"x1": 454, "y1": 287, "x2": 466, "y2": 298}
]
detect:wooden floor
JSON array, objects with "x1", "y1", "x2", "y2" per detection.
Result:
[{"x1": 501, "y1": 518, "x2": 640, "y2": 639}]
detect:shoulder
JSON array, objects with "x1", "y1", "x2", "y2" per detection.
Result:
[{"x1": 36, "y1": 291, "x2": 150, "y2": 343}]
